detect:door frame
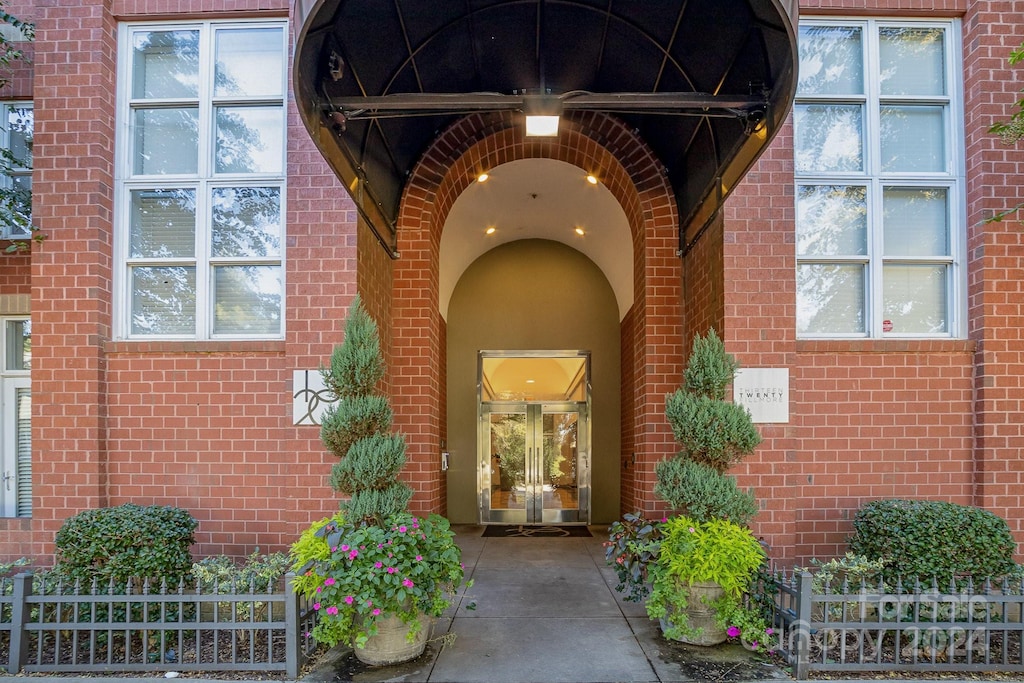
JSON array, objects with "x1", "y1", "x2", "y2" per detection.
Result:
[{"x1": 476, "y1": 350, "x2": 592, "y2": 525}]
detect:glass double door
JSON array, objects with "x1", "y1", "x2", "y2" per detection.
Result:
[{"x1": 479, "y1": 403, "x2": 589, "y2": 524}]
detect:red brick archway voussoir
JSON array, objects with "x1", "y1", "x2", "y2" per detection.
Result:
[{"x1": 393, "y1": 111, "x2": 683, "y2": 519}]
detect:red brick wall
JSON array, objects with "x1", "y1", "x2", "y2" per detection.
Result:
[
  {"x1": 620, "y1": 306, "x2": 639, "y2": 512},
  {"x1": 0, "y1": 1, "x2": 361, "y2": 563}
]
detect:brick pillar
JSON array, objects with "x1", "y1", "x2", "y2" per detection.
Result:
[
  {"x1": 30, "y1": 0, "x2": 117, "y2": 556},
  {"x1": 963, "y1": 2, "x2": 1024, "y2": 549}
]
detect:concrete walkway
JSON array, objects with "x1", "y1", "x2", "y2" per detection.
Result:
[{"x1": 303, "y1": 526, "x2": 790, "y2": 683}]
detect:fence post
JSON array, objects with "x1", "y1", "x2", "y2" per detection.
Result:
[
  {"x1": 284, "y1": 572, "x2": 299, "y2": 680},
  {"x1": 793, "y1": 570, "x2": 813, "y2": 680},
  {"x1": 7, "y1": 572, "x2": 31, "y2": 674}
]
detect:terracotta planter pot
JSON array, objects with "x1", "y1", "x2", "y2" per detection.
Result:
[
  {"x1": 660, "y1": 581, "x2": 728, "y2": 646},
  {"x1": 354, "y1": 612, "x2": 433, "y2": 666}
]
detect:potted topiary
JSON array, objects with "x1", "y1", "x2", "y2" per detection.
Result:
[
  {"x1": 647, "y1": 329, "x2": 769, "y2": 647},
  {"x1": 609, "y1": 329, "x2": 773, "y2": 649},
  {"x1": 291, "y1": 297, "x2": 467, "y2": 666}
]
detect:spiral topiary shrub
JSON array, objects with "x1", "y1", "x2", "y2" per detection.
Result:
[
  {"x1": 318, "y1": 296, "x2": 413, "y2": 525},
  {"x1": 849, "y1": 498, "x2": 1017, "y2": 581}
]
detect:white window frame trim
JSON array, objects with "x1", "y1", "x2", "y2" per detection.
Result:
[
  {"x1": 113, "y1": 18, "x2": 289, "y2": 342},
  {"x1": 795, "y1": 17, "x2": 967, "y2": 340}
]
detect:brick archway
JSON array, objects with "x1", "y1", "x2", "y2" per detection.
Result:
[{"x1": 392, "y1": 111, "x2": 684, "y2": 518}]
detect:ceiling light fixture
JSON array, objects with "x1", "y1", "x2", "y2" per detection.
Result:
[
  {"x1": 485, "y1": 226, "x2": 496, "y2": 235},
  {"x1": 575, "y1": 226, "x2": 585, "y2": 236},
  {"x1": 586, "y1": 174, "x2": 598, "y2": 185},
  {"x1": 524, "y1": 95, "x2": 561, "y2": 137},
  {"x1": 477, "y1": 172, "x2": 489, "y2": 183}
]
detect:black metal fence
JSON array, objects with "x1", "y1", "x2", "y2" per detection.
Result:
[
  {"x1": 0, "y1": 572, "x2": 321, "y2": 676},
  {"x1": 756, "y1": 569, "x2": 1024, "y2": 679}
]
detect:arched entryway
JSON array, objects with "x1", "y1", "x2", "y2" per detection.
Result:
[{"x1": 389, "y1": 112, "x2": 684, "y2": 521}]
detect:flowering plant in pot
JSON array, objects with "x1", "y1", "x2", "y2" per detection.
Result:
[{"x1": 291, "y1": 297, "x2": 467, "y2": 665}]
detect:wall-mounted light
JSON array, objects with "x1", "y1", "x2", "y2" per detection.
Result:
[
  {"x1": 574, "y1": 226, "x2": 585, "y2": 236},
  {"x1": 477, "y1": 172, "x2": 490, "y2": 183},
  {"x1": 524, "y1": 95, "x2": 562, "y2": 137},
  {"x1": 485, "y1": 226, "x2": 496, "y2": 235},
  {"x1": 586, "y1": 174, "x2": 599, "y2": 185}
]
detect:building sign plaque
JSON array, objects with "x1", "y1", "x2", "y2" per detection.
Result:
[{"x1": 733, "y1": 368, "x2": 789, "y2": 424}]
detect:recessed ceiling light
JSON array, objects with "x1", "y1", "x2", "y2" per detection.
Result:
[
  {"x1": 477, "y1": 172, "x2": 490, "y2": 183},
  {"x1": 525, "y1": 379, "x2": 535, "y2": 384},
  {"x1": 586, "y1": 174, "x2": 598, "y2": 185},
  {"x1": 575, "y1": 227, "x2": 585, "y2": 236},
  {"x1": 485, "y1": 226, "x2": 496, "y2": 235}
]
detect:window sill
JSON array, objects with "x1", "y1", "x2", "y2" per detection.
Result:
[
  {"x1": 796, "y1": 338, "x2": 975, "y2": 354},
  {"x1": 105, "y1": 340, "x2": 287, "y2": 355}
]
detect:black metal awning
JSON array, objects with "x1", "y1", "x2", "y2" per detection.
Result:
[{"x1": 294, "y1": 0, "x2": 797, "y2": 257}]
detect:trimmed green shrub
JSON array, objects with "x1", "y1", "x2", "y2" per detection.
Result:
[
  {"x1": 320, "y1": 297, "x2": 413, "y2": 524},
  {"x1": 54, "y1": 503, "x2": 197, "y2": 584},
  {"x1": 654, "y1": 459, "x2": 757, "y2": 526},
  {"x1": 849, "y1": 499, "x2": 1017, "y2": 581}
]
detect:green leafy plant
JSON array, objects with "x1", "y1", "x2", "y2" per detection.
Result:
[
  {"x1": 849, "y1": 498, "x2": 1017, "y2": 582},
  {"x1": 646, "y1": 517, "x2": 766, "y2": 642},
  {"x1": 294, "y1": 297, "x2": 468, "y2": 652},
  {"x1": 714, "y1": 597, "x2": 776, "y2": 654},
  {"x1": 604, "y1": 512, "x2": 663, "y2": 603},
  {"x1": 54, "y1": 503, "x2": 197, "y2": 584}
]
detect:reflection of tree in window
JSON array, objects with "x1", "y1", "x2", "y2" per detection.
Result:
[
  {"x1": 797, "y1": 264, "x2": 865, "y2": 335},
  {"x1": 798, "y1": 25, "x2": 863, "y2": 95},
  {"x1": 2, "y1": 106, "x2": 33, "y2": 236},
  {"x1": 211, "y1": 187, "x2": 280, "y2": 257},
  {"x1": 131, "y1": 265, "x2": 196, "y2": 335},
  {"x1": 214, "y1": 265, "x2": 281, "y2": 334}
]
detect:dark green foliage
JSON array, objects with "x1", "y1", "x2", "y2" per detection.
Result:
[
  {"x1": 321, "y1": 296, "x2": 413, "y2": 525},
  {"x1": 343, "y1": 486, "x2": 414, "y2": 525},
  {"x1": 322, "y1": 300, "x2": 385, "y2": 399},
  {"x1": 683, "y1": 329, "x2": 739, "y2": 401},
  {"x1": 329, "y1": 433, "x2": 407, "y2": 492},
  {"x1": 320, "y1": 394, "x2": 393, "y2": 457},
  {"x1": 54, "y1": 504, "x2": 197, "y2": 584},
  {"x1": 605, "y1": 512, "x2": 663, "y2": 602},
  {"x1": 654, "y1": 459, "x2": 757, "y2": 526},
  {"x1": 664, "y1": 393, "x2": 762, "y2": 473},
  {"x1": 849, "y1": 499, "x2": 1017, "y2": 581}
]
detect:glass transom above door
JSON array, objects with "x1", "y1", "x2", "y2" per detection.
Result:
[{"x1": 478, "y1": 352, "x2": 590, "y2": 525}]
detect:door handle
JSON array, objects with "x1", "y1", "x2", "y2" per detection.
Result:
[{"x1": 2, "y1": 471, "x2": 11, "y2": 491}]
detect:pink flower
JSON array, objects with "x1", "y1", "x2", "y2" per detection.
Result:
[
  {"x1": 348, "y1": 550, "x2": 359, "y2": 560},
  {"x1": 326, "y1": 606, "x2": 339, "y2": 616},
  {"x1": 766, "y1": 628, "x2": 774, "y2": 635},
  {"x1": 366, "y1": 599, "x2": 373, "y2": 607},
  {"x1": 331, "y1": 546, "x2": 337, "y2": 552},
  {"x1": 387, "y1": 567, "x2": 397, "y2": 574},
  {"x1": 661, "y1": 517, "x2": 668, "y2": 523},
  {"x1": 415, "y1": 555, "x2": 423, "y2": 561},
  {"x1": 412, "y1": 522, "x2": 419, "y2": 529},
  {"x1": 688, "y1": 527, "x2": 696, "y2": 533},
  {"x1": 402, "y1": 578, "x2": 415, "y2": 588},
  {"x1": 374, "y1": 561, "x2": 383, "y2": 569},
  {"x1": 312, "y1": 603, "x2": 321, "y2": 611},
  {"x1": 323, "y1": 577, "x2": 336, "y2": 586},
  {"x1": 399, "y1": 525, "x2": 408, "y2": 533},
  {"x1": 727, "y1": 626, "x2": 741, "y2": 638},
  {"x1": 344, "y1": 595, "x2": 354, "y2": 605},
  {"x1": 372, "y1": 608, "x2": 381, "y2": 616},
  {"x1": 340, "y1": 544, "x2": 349, "y2": 552}
]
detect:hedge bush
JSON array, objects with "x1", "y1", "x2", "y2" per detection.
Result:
[
  {"x1": 54, "y1": 503, "x2": 198, "y2": 584},
  {"x1": 849, "y1": 499, "x2": 1017, "y2": 581}
]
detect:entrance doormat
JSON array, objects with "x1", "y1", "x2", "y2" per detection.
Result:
[{"x1": 482, "y1": 525, "x2": 592, "y2": 538}]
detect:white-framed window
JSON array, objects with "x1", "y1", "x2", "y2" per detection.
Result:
[
  {"x1": 794, "y1": 19, "x2": 964, "y2": 338},
  {"x1": 0, "y1": 317, "x2": 30, "y2": 518},
  {"x1": 1, "y1": 102, "x2": 33, "y2": 239},
  {"x1": 115, "y1": 21, "x2": 287, "y2": 339}
]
